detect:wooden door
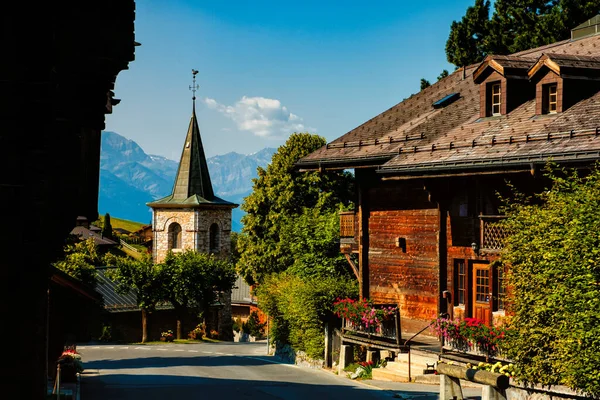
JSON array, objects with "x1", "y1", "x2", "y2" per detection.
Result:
[{"x1": 472, "y1": 262, "x2": 491, "y2": 325}]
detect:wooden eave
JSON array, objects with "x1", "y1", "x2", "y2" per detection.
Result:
[
  {"x1": 528, "y1": 55, "x2": 561, "y2": 79},
  {"x1": 49, "y1": 267, "x2": 101, "y2": 302},
  {"x1": 473, "y1": 58, "x2": 504, "y2": 83}
]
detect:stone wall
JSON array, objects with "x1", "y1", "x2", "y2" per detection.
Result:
[{"x1": 152, "y1": 207, "x2": 232, "y2": 262}]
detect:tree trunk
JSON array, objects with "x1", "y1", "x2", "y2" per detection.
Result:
[
  {"x1": 177, "y1": 319, "x2": 182, "y2": 340},
  {"x1": 141, "y1": 309, "x2": 148, "y2": 343}
]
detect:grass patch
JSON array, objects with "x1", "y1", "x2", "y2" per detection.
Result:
[
  {"x1": 94, "y1": 215, "x2": 146, "y2": 232},
  {"x1": 344, "y1": 362, "x2": 361, "y2": 372}
]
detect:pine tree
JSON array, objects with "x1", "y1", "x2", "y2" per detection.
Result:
[
  {"x1": 445, "y1": 0, "x2": 490, "y2": 67},
  {"x1": 437, "y1": 70, "x2": 449, "y2": 81},
  {"x1": 420, "y1": 78, "x2": 431, "y2": 90},
  {"x1": 486, "y1": 0, "x2": 553, "y2": 54},
  {"x1": 102, "y1": 213, "x2": 113, "y2": 240}
]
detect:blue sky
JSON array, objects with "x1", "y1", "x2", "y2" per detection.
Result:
[{"x1": 105, "y1": 0, "x2": 478, "y2": 160}]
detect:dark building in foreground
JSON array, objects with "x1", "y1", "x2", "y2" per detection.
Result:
[{"x1": 0, "y1": 3, "x2": 136, "y2": 398}]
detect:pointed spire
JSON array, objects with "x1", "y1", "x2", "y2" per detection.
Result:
[
  {"x1": 147, "y1": 70, "x2": 237, "y2": 209},
  {"x1": 171, "y1": 105, "x2": 215, "y2": 201},
  {"x1": 170, "y1": 70, "x2": 213, "y2": 200}
]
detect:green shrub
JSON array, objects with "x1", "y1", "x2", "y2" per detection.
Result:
[
  {"x1": 256, "y1": 272, "x2": 357, "y2": 359},
  {"x1": 242, "y1": 311, "x2": 266, "y2": 338},
  {"x1": 501, "y1": 165, "x2": 600, "y2": 396},
  {"x1": 232, "y1": 317, "x2": 243, "y2": 333}
]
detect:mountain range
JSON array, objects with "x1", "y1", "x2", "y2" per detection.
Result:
[{"x1": 98, "y1": 131, "x2": 276, "y2": 231}]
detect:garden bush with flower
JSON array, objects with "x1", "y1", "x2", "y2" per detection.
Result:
[
  {"x1": 160, "y1": 330, "x2": 174, "y2": 342},
  {"x1": 58, "y1": 349, "x2": 84, "y2": 374},
  {"x1": 333, "y1": 298, "x2": 397, "y2": 333},
  {"x1": 432, "y1": 317, "x2": 506, "y2": 358}
]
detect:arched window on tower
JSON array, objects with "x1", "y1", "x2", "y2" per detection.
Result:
[
  {"x1": 168, "y1": 223, "x2": 182, "y2": 249},
  {"x1": 209, "y1": 223, "x2": 220, "y2": 253}
]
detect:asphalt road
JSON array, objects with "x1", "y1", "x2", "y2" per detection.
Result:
[{"x1": 77, "y1": 342, "x2": 475, "y2": 400}]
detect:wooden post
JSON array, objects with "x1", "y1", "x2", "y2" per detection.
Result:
[
  {"x1": 324, "y1": 320, "x2": 333, "y2": 368},
  {"x1": 141, "y1": 309, "x2": 148, "y2": 343},
  {"x1": 394, "y1": 308, "x2": 401, "y2": 346},
  {"x1": 482, "y1": 385, "x2": 507, "y2": 400},
  {"x1": 440, "y1": 374, "x2": 464, "y2": 400},
  {"x1": 338, "y1": 344, "x2": 354, "y2": 375},
  {"x1": 358, "y1": 177, "x2": 370, "y2": 300},
  {"x1": 437, "y1": 363, "x2": 509, "y2": 389},
  {"x1": 366, "y1": 349, "x2": 379, "y2": 364}
]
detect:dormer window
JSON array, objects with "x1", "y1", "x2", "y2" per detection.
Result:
[
  {"x1": 491, "y1": 83, "x2": 501, "y2": 116},
  {"x1": 542, "y1": 84, "x2": 558, "y2": 114},
  {"x1": 474, "y1": 55, "x2": 536, "y2": 119}
]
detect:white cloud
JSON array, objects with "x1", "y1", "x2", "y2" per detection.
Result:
[{"x1": 203, "y1": 96, "x2": 306, "y2": 137}]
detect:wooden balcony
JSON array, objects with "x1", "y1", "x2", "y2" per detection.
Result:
[
  {"x1": 339, "y1": 211, "x2": 358, "y2": 254},
  {"x1": 479, "y1": 215, "x2": 508, "y2": 252},
  {"x1": 340, "y1": 305, "x2": 403, "y2": 352}
]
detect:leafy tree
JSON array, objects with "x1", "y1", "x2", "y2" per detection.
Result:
[
  {"x1": 420, "y1": 78, "x2": 431, "y2": 90},
  {"x1": 104, "y1": 253, "x2": 165, "y2": 343},
  {"x1": 501, "y1": 166, "x2": 600, "y2": 396},
  {"x1": 102, "y1": 213, "x2": 114, "y2": 240},
  {"x1": 161, "y1": 250, "x2": 237, "y2": 339},
  {"x1": 437, "y1": 69, "x2": 449, "y2": 81},
  {"x1": 446, "y1": 0, "x2": 600, "y2": 67},
  {"x1": 54, "y1": 238, "x2": 102, "y2": 287},
  {"x1": 237, "y1": 133, "x2": 354, "y2": 284},
  {"x1": 486, "y1": 0, "x2": 552, "y2": 54},
  {"x1": 541, "y1": 0, "x2": 600, "y2": 47},
  {"x1": 279, "y1": 207, "x2": 354, "y2": 279},
  {"x1": 445, "y1": 0, "x2": 490, "y2": 67}
]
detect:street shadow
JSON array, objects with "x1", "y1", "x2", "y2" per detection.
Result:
[
  {"x1": 81, "y1": 373, "x2": 469, "y2": 400},
  {"x1": 84, "y1": 355, "x2": 288, "y2": 370}
]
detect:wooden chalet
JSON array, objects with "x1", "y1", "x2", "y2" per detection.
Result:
[{"x1": 298, "y1": 17, "x2": 600, "y2": 341}]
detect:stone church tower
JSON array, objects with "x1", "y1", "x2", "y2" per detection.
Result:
[{"x1": 148, "y1": 72, "x2": 237, "y2": 338}]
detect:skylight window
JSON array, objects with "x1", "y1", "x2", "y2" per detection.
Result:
[{"x1": 432, "y1": 92, "x2": 460, "y2": 109}]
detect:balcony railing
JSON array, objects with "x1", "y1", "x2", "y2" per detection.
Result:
[
  {"x1": 340, "y1": 305, "x2": 402, "y2": 350},
  {"x1": 339, "y1": 211, "x2": 356, "y2": 238},
  {"x1": 480, "y1": 215, "x2": 508, "y2": 252},
  {"x1": 339, "y1": 211, "x2": 358, "y2": 254}
]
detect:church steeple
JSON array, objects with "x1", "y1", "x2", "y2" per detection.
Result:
[
  {"x1": 148, "y1": 70, "x2": 235, "y2": 208},
  {"x1": 171, "y1": 105, "x2": 215, "y2": 201}
]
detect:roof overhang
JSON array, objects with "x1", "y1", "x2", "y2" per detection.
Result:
[
  {"x1": 377, "y1": 150, "x2": 600, "y2": 178},
  {"x1": 473, "y1": 55, "x2": 533, "y2": 83},
  {"x1": 528, "y1": 54, "x2": 561, "y2": 79},
  {"x1": 296, "y1": 154, "x2": 395, "y2": 171}
]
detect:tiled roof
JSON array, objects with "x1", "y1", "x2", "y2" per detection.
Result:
[
  {"x1": 544, "y1": 53, "x2": 600, "y2": 69},
  {"x1": 231, "y1": 275, "x2": 256, "y2": 305},
  {"x1": 298, "y1": 32, "x2": 600, "y2": 173},
  {"x1": 70, "y1": 226, "x2": 118, "y2": 246},
  {"x1": 95, "y1": 268, "x2": 173, "y2": 313}
]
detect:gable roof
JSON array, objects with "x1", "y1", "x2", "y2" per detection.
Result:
[
  {"x1": 70, "y1": 225, "x2": 118, "y2": 246},
  {"x1": 473, "y1": 55, "x2": 535, "y2": 83},
  {"x1": 95, "y1": 267, "x2": 173, "y2": 312},
  {"x1": 298, "y1": 32, "x2": 600, "y2": 175},
  {"x1": 528, "y1": 53, "x2": 600, "y2": 78}
]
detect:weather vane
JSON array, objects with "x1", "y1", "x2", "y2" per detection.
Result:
[{"x1": 189, "y1": 69, "x2": 199, "y2": 102}]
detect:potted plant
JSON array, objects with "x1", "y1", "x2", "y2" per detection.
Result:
[{"x1": 57, "y1": 348, "x2": 83, "y2": 383}]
